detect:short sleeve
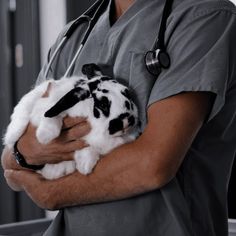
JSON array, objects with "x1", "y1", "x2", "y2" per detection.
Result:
[{"x1": 148, "y1": 7, "x2": 236, "y2": 121}]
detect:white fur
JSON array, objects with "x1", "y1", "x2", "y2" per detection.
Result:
[{"x1": 4, "y1": 75, "x2": 138, "y2": 179}]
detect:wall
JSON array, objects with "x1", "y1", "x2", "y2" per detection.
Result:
[{"x1": 39, "y1": 0, "x2": 66, "y2": 66}]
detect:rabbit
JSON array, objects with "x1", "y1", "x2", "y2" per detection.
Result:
[{"x1": 4, "y1": 64, "x2": 139, "y2": 179}]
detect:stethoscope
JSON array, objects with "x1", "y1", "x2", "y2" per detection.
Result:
[{"x1": 44, "y1": 0, "x2": 174, "y2": 79}]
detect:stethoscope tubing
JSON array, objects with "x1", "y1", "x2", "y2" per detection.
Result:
[
  {"x1": 43, "y1": 0, "x2": 173, "y2": 80},
  {"x1": 44, "y1": 36, "x2": 67, "y2": 78},
  {"x1": 64, "y1": 44, "x2": 84, "y2": 77},
  {"x1": 43, "y1": 0, "x2": 108, "y2": 79},
  {"x1": 43, "y1": 15, "x2": 91, "y2": 79}
]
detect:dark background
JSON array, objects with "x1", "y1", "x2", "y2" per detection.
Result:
[
  {"x1": 0, "y1": 0, "x2": 43, "y2": 224},
  {"x1": 0, "y1": 0, "x2": 235, "y2": 224},
  {"x1": 0, "y1": 0, "x2": 95, "y2": 224}
]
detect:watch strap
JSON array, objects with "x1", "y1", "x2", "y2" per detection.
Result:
[{"x1": 13, "y1": 142, "x2": 45, "y2": 171}]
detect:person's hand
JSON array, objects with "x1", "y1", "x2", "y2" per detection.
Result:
[
  {"x1": 17, "y1": 116, "x2": 91, "y2": 165},
  {"x1": 1, "y1": 147, "x2": 27, "y2": 191},
  {"x1": 4, "y1": 169, "x2": 59, "y2": 209},
  {"x1": 2, "y1": 116, "x2": 90, "y2": 191}
]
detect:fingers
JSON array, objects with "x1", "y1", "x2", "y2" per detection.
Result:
[
  {"x1": 4, "y1": 169, "x2": 38, "y2": 180},
  {"x1": 54, "y1": 152, "x2": 74, "y2": 162},
  {"x1": 48, "y1": 140, "x2": 88, "y2": 160},
  {"x1": 15, "y1": 118, "x2": 90, "y2": 165},
  {"x1": 58, "y1": 122, "x2": 91, "y2": 142},
  {"x1": 4, "y1": 169, "x2": 41, "y2": 191},
  {"x1": 4, "y1": 175, "x2": 24, "y2": 192},
  {"x1": 62, "y1": 116, "x2": 87, "y2": 130},
  {"x1": 4, "y1": 170, "x2": 58, "y2": 210},
  {"x1": 36, "y1": 140, "x2": 88, "y2": 164},
  {"x1": 60, "y1": 140, "x2": 88, "y2": 152},
  {"x1": 17, "y1": 123, "x2": 39, "y2": 158}
]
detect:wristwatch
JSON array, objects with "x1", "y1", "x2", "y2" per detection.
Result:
[{"x1": 13, "y1": 142, "x2": 45, "y2": 170}]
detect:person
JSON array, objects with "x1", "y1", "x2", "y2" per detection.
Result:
[{"x1": 1, "y1": 0, "x2": 236, "y2": 235}]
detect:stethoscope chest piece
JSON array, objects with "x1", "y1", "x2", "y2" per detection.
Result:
[
  {"x1": 144, "y1": 0, "x2": 173, "y2": 77},
  {"x1": 145, "y1": 49, "x2": 170, "y2": 76}
]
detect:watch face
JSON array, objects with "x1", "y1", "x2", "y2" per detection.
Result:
[
  {"x1": 13, "y1": 144, "x2": 28, "y2": 167},
  {"x1": 14, "y1": 150, "x2": 25, "y2": 166}
]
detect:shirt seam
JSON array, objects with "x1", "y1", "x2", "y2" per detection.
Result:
[{"x1": 183, "y1": 7, "x2": 236, "y2": 26}]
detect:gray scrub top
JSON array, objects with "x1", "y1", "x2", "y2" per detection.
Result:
[{"x1": 38, "y1": 0, "x2": 236, "y2": 235}]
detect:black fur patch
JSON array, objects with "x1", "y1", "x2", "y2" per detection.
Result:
[
  {"x1": 121, "y1": 89, "x2": 131, "y2": 100},
  {"x1": 82, "y1": 64, "x2": 101, "y2": 79},
  {"x1": 93, "y1": 107, "x2": 100, "y2": 118},
  {"x1": 108, "y1": 118, "x2": 124, "y2": 135},
  {"x1": 128, "y1": 116, "x2": 135, "y2": 127},
  {"x1": 93, "y1": 96, "x2": 111, "y2": 118},
  {"x1": 119, "y1": 112, "x2": 130, "y2": 119},
  {"x1": 45, "y1": 87, "x2": 90, "y2": 118},
  {"x1": 74, "y1": 79, "x2": 86, "y2": 87},
  {"x1": 125, "y1": 101, "x2": 130, "y2": 110},
  {"x1": 88, "y1": 77, "x2": 112, "y2": 92},
  {"x1": 97, "y1": 88, "x2": 109, "y2": 93},
  {"x1": 108, "y1": 113, "x2": 130, "y2": 135},
  {"x1": 88, "y1": 80, "x2": 100, "y2": 92},
  {"x1": 101, "y1": 77, "x2": 112, "y2": 82}
]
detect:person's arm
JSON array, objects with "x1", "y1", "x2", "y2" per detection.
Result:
[
  {"x1": 3, "y1": 91, "x2": 214, "y2": 210},
  {"x1": 1, "y1": 116, "x2": 91, "y2": 191}
]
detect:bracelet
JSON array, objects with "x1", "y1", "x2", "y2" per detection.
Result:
[{"x1": 13, "y1": 142, "x2": 45, "y2": 171}]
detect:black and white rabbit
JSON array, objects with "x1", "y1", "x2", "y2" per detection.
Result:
[{"x1": 4, "y1": 64, "x2": 139, "y2": 179}]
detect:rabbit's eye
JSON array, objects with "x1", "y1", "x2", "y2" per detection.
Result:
[
  {"x1": 97, "y1": 88, "x2": 109, "y2": 94},
  {"x1": 93, "y1": 96, "x2": 111, "y2": 118}
]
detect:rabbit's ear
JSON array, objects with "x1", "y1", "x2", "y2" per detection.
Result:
[
  {"x1": 82, "y1": 64, "x2": 102, "y2": 79},
  {"x1": 44, "y1": 87, "x2": 90, "y2": 118}
]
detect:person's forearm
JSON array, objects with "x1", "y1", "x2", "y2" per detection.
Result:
[
  {"x1": 45, "y1": 92, "x2": 211, "y2": 209},
  {"x1": 50, "y1": 136, "x2": 166, "y2": 209},
  {"x1": 3, "y1": 92, "x2": 211, "y2": 210}
]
